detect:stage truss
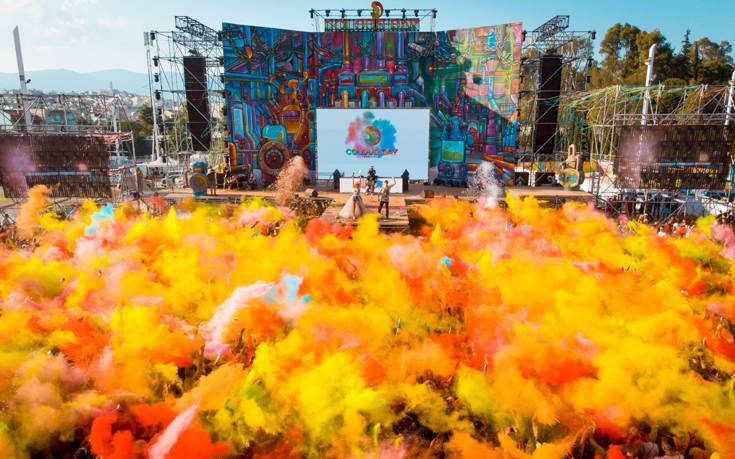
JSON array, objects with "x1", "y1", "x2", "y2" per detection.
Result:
[
  {"x1": 0, "y1": 92, "x2": 128, "y2": 133},
  {"x1": 517, "y1": 15, "x2": 595, "y2": 162},
  {"x1": 145, "y1": 16, "x2": 227, "y2": 171},
  {"x1": 561, "y1": 84, "x2": 735, "y2": 220},
  {"x1": 309, "y1": 7, "x2": 437, "y2": 32},
  {"x1": 0, "y1": 92, "x2": 137, "y2": 179}
]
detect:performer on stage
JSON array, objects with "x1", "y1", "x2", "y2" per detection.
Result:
[
  {"x1": 378, "y1": 177, "x2": 396, "y2": 219},
  {"x1": 367, "y1": 166, "x2": 377, "y2": 196},
  {"x1": 338, "y1": 172, "x2": 366, "y2": 219}
]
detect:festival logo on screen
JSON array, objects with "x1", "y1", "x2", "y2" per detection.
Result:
[{"x1": 345, "y1": 112, "x2": 398, "y2": 158}]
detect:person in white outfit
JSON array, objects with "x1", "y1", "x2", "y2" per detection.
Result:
[{"x1": 338, "y1": 173, "x2": 366, "y2": 219}]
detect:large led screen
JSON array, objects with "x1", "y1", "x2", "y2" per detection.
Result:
[{"x1": 316, "y1": 108, "x2": 430, "y2": 180}]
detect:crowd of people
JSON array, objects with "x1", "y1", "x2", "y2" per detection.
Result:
[
  {"x1": 629, "y1": 213, "x2": 700, "y2": 237},
  {"x1": 602, "y1": 192, "x2": 684, "y2": 221}
]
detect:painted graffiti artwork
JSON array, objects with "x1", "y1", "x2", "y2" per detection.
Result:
[{"x1": 222, "y1": 21, "x2": 521, "y2": 185}]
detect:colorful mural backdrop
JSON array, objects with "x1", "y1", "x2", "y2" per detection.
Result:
[{"x1": 223, "y1": 22, "x2": 521, "y2": 184}]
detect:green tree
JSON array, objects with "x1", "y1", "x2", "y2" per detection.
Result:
[
  {"x1": 138, "y1": 104, "x2": 153, "y2": 125},
  {"x1": 164, "y1": 110, "x2": 189, "y2": 153},
  {"x1": 593, "y1": 24, "x2": 732, "y2": 88},
  {"x1": 119, "y1": 120, "x2": 147, "y2": 141},
  {"x1": 136, "y1": 104, "x2": 153, "y2": 138},
  {"x1": 687, "y1": 38, "x2": 733, "y2": 84},
  {"x1": 667, "y1": 30, "x2": 692, "y2": 82}
]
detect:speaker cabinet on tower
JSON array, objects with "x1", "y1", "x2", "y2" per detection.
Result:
[
  {"x1": 183, "y1": 56, "x2": 211, "y2": 151},
  {"x1": 532, "y1": 55, "x2": 562, "y2": 155}
]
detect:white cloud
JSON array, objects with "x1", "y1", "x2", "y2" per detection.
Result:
[
  {"x1": 42, "y1": 16, "x2": 91, "y2": 47},
  {"x1": 98, "y1": 15, "x2": 126, "y2": 29},
  {"x1": 0, "y1": 0, "x2": 42, "y2": 17},
  {"x1": 60, "y1": 0, "x2": 97, "y2": 13}
]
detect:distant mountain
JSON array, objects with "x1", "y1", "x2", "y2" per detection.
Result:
[{"x1": 0, "y1": 69, "x2": 150, "y2": 94}]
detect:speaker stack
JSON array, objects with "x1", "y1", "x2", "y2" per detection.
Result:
[
  {"x1": 532, "y1": 55, "x2": 563, "y2": 156},
  {"x1": 183, "y1": 56, "x2": 211, "y2": 151}
]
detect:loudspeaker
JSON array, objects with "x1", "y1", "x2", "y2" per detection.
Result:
[
  {"x1": 183, "y1": 56, "x2": 211, "y2": 151},
  {"x1": 533, "y1": 55, "x2": 562, "y2": 155}
]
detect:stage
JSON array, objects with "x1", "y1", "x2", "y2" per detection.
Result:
[
  {"x1": 154, "y1": 184, "x2": 592, "y2": 203},
  {"x1": 506, "y1": 187, "x2": 594, "y2": 207},
  {"x1": 320, "y1": 195, "x2": 410, "y2": 231},
  {"x1": 1, "y1": 185, "x2": 594, "y2": 234},
  {"x1": 145, "y1": 184, "x2": 593, "y2": 233}
]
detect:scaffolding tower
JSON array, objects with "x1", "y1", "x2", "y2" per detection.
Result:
[
  {"x1": 561, "y1": 84, "x2": 735, "y2": 216},
  {"x1": 518, "y1": 15, "x2": 595, "y2": 176},
  {"x1": 0, "y1": 92, "x2": 136, "y2": 166},
  {"x1": 145, "y1": 16, "x2": 226, "y2": 171}
]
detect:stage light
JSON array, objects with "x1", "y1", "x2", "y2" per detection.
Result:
[
  {"x1": 587, "y1": 57, "x2": 594, "y2": 67},
  {"x1": 309, "y1": 9, "x2": 314, "y2": 19},
  {"x1": 219, "y1": 56, "x2": 224, "y2": 65},
  {"x1": 432, "y1": 9, "x2": 437, "y2": 19},
  {"x1": 401, "y1": 8, "x2": 406, "y2": 18},
  {"x1": 521, "y1": 30, "x2": 527, "y2": 41},
  {"x1": 591, "y1": 30, "x2": 596, "y2": 40},
  {"x1": 340, "y1": 9, "x2": 345, "y2": 18},
  {"x1": 414, "y1": 9, "x2": 419, "y2": 17},
  {"x1": 586, "y1": 75, "x2": 592, "y2": 84},
  {"x1": 325, "y1": 9, "x2": 330, "y2": 16},
  {"x1": 149, "y1": 32, "x2": 156, "y2": 41},
  {"x1": 154, "y1": 73, "x2": 159, "y2": 83},
  {"x1": 154, "y1": 90, "x2": 161, "y2": 101},
  {"x1": 153, "y1": 57, "x2": 159, "y2": 67},
  {"x1": 357, "y1": 9, "x2": 362, "y2": 16},
  {"x1": 217, "y1": 31, "x2": 223, "y2": 41},
  {"x1": 220, "y1": 75, "x2": 225, "y2": 83},
  {"x1": 385, "y1": 9, "x2": 390, "y2": 16}
]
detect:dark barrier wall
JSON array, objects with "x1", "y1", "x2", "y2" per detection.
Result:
[
  {"x1": 615, "y1": 125, "x2": 735, "y2": 190},
  {"x1": 222, "y1": 23, "x2": 522, "y2": 184},
  {"x1": 0, "y1": 134, "x2": 111, "y2": 198},
  {"x1": 183, "y1": 56, "x2": 211, "y2": 151}
]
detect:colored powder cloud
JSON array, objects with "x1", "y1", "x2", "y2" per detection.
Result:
[{"x1": 1, "y1": 187, "x2": 735, "y2": 457}]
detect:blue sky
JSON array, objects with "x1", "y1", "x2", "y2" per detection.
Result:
[{"x1": 2, "y1": 0, "x2": 734, "y2": 74}]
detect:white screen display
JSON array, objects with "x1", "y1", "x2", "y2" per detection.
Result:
[{"x1": 316, "y1": 108, "x2": 429, "y2": 180}]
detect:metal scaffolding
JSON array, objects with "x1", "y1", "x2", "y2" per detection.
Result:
[
  {"x1": 145, "y1": 16, "x2": 227, "y2": 171},
  {"x1": 309, "y1": 7, "x2": 437, "y2": 32},
  {"x1": 555, "y1": 84, "x2": 735, "y2": 221},
  {"x1": 0, "y1": 92, "x2": 136, "y2": 170},
  {"x1": 518, "y1": 16, "x2": 595, "y2": 166},
  {"x1": 562, "y1": 84, "x2": 733, "y2": 161},
  {"x1": 0, "y1": 92, "x2": 127, "y2": 133}
]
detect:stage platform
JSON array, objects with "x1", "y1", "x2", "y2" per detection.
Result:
[
  {"x1": 505, "y1": 187, "x2": 594, "y2": 207},
  {"x1": 155, "y1": 183, "x2": 594, "y2": 204},
  {"x1": 320, "y1": 195, "x2": 409, "y2": 231},
  {"x1": 1, "y1": 185, "x2": 593, "y2": 227}
]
